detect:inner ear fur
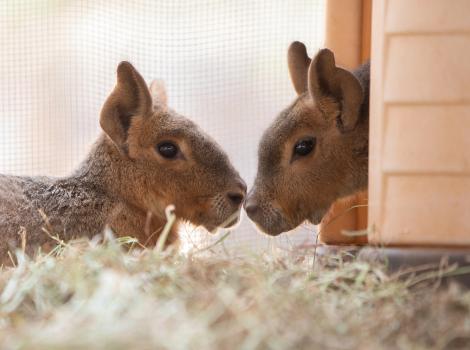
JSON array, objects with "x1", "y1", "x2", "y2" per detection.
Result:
[
  {"x1": 149, "y1": 79, "x2": 168, "y2": 108},
  {"x1": 308, "y1": 49, "x2": 364, "y2": 132},
  {"x1": 100, "y1": 61, "x2": 152, "y2": 151},
  {"x1": 288, "y1": 41, "x2": 312, "y2": 95}
]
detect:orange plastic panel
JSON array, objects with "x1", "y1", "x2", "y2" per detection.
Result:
[{"x1": 369, "y1": 0, "x2": 470, "y2": 246}]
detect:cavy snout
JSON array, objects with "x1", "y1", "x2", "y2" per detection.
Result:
[
  {"x1": 244, "y1": 189, "x2": 291, "y2": 236},
  {"x1": 226, "y1": 178, "x2": 247, "y2": 208},
  {"x1": 244, "y1": 190, "x2": 261, "y2": 221},
  {"x1": 244, "y1": 196, "x2": 258, "y2": 218}
]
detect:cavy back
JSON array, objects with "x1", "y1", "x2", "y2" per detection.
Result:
[{"x1": 0, "y1": 174, "x2": 114, "y2": 258}]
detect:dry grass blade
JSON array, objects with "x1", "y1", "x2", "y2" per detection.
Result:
[{"x1": 155, "y1": 205, "x2": 177, "y2": 253}]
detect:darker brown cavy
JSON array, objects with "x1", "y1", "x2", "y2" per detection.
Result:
[{"x1": 245, "y1": 42, "x2": 369, "y2": 235}]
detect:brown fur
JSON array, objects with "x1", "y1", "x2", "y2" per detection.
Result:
[
  {"x1": 0, "y1": 62, "x2": 246, "y2": 260},
  {"x1": 245, "y1": 42, "x2": 369, "y2": 236}
]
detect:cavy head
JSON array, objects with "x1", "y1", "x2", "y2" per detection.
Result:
[
  {"x1": 100, "y1": 62, "x2": 246, "y2": 232},
  {"x1": 245, "y1": 42, "x2": 368, "y2": 235}
]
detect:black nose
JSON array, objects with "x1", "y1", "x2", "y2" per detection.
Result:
[
  {"x1": 244, "y1": 197, "x2": 259, "y2": 218},
  {"x1": 227, "y1": 192, "x2": 245, "y2": 206},
  {"x1": 226, "y1": 178, "x2": 247, "y2": 207}
]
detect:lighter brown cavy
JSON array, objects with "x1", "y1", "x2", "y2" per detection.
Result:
[
  {"x1": 245, "y1": 42, "x2": 369, "y2": 235},
  {"x1": 0, "y1": 62, "x2": 246, "y2": 259}
]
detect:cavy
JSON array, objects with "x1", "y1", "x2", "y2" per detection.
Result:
[
  {"x1": 0, "y1": 62, "x2": 246, "y2": 259},
  {"x1": 245, "y1": 42, "x2": 369, "y2": 236}
]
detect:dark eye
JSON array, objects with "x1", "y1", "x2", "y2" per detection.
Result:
[
  {"x1": 293, "y1": 138, "x2": 316, "y2": 157},
  {"x1": 157, "y1": 142, "x2": 179, "y2": 159}
]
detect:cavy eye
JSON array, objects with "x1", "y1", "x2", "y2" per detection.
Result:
[
  {"x1": 293, "y1": 138, "x2": 316, "y2": 157},
  {"x1": 157, "y1": 142, "x2": 179, "y2": 159}
]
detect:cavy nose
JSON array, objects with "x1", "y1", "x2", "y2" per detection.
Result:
[
  {"x1": 244, "y1": 196, "x2": 259, "y2": 218},
  {"x1": 226, "y1": 178, "x2": 247, "y2": 207},
  {"x1": 227, "y1": 191, "x2": 244, "y2": 206}
]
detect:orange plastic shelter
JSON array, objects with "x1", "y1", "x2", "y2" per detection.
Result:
[
  {"x1": 321, "y1": 0, "x2": 470, "y2": 247},
  {"x1": 369, "y1": 0, "x2": 470, "y2": 246}
]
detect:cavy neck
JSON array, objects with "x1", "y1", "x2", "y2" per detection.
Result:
[
  {"x1": 33, "y1": 136, "x2": 122, "y2": 240},
  {"x1": 72, "y1": 135, "x2": 121, "y2": 191},
  {"x1": 71, "y1": 134, "x2": 177, "y2": 246}
]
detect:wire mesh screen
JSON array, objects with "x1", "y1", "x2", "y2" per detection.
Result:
[{"x1": 0, "y1": 0, "x2": 325, "y2": 251}]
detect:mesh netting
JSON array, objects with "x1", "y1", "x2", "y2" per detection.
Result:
[{"x1": 0, "y1": 0, "x2": 325, "y2": 251}]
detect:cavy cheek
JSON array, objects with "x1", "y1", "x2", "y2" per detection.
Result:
[{"x1": 173, "y1": 193, "x2": 213, "y2": 226}]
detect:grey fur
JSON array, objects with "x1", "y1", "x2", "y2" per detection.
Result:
[{"x1": 0, "y1": 137, "x2": 118, "y2": 258}]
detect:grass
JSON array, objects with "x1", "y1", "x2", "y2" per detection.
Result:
[{"x1": 0, "y1": 231, "x2": 470, "y2": 350}]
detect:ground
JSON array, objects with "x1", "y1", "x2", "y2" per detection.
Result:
[{"x1": 0, "y1": 233, "x2": 469, "y2": 350}]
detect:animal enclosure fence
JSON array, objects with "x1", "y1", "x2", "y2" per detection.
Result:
[{"x1": 0, "y1": 0, "x2": 326, "y2": 251}]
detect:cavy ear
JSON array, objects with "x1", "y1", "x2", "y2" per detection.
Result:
[
  {"x1": 308, "y1": 49, "x2": 364, "y2": 132},
  {"x1": 100, "y1": 61, "x2": 152, "y2": 152},
  {"x1": 288, "y1": 41, "x2": 312, "y2": 95},
  {"x1": 149, "y1": 79, "x2": 168, "y2": 107}
]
